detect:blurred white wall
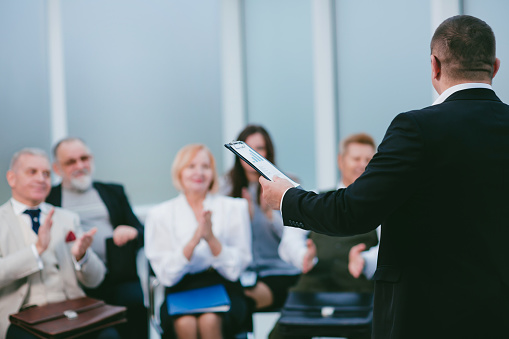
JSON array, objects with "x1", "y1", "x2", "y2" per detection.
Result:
[{"x1": 1, "y1": 0, "x2": 508, "y2": 206}]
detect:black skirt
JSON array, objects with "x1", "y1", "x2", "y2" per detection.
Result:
[{"x1": 160, "y1": 269, "x2": 248, "y2": 338}]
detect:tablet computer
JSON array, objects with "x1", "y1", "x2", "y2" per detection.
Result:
[{"x1": 224, "y1": 141, "x2": 301, "y2": 188}]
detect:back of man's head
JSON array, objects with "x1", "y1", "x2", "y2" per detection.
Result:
[{"x1": 431, "y1": 15, "x2": 496, "y2": 82}]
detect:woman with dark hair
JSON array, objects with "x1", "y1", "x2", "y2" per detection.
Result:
[
  {"x1": 226, "y1": 125, "x2": 275, "y2": 199},
  {"x1": 221, "y1": 125, "x2": 315, "y2": 312}
]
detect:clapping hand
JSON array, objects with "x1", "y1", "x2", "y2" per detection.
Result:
[
  {"x1": 302, "y1": 239, "x2": 317, "y2": 274},
  {"x1": 112, "y1": 225, "x2": 138, "y2": 246},
  {"x1": 348, "y1": 243, "x2": 366, "y2": 278},
  {"x1": 197, "y1": 210, "x2": 213, "y2": 241},
  {"x1": 71, "y1": 227, "x2": 97, "y2": 261},
  {"x1": 35, "y1": 208, "x2": 55, "y2": 255}
]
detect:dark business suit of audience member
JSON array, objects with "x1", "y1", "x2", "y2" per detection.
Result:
[
  {"x1": 294, "y1": 230, "x2": 378, "y2": 293},
  {"x1": 47, "y1": 183, "x2": 143, "y2": 242},
  {"x1": 263, "y1": 16, "x2": 509, "y2": 339},
  {"x1": 46, "y1": 181, "x2": 146, "y2": 339}
]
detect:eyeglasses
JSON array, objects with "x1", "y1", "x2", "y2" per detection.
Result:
[{"x1": 63, "y1": 155, "x2": 92, "y2": 167}]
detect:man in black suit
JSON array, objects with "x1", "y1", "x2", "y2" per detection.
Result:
[
  {"x1": 46, "y1": 137, "x2": 147, "y2": 339},
  {"x1": 260, "y1": 15, "x2": 508, "y2": 339}
]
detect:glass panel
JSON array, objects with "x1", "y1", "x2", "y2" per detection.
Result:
[
  {"x1": 61, "y1": 0, "x2": 223, "y2": 205},
  {"x1": 335, "y1": 0, "x2": 431, "y2": 144},
  {"x1": 0, "y1": 1, "x2": 51, "y2": 203},
  {"x1": 243, "y1": 0, "x2": 316, "y2": 188}
]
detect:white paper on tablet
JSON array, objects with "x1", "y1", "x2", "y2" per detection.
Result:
[{"x1": 224, "y1": 141, "x2": 301, "y2": 188}]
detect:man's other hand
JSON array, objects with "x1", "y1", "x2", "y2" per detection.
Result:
[{"x1": 112, "y1": 225, "x2": 138, "y2": 246}]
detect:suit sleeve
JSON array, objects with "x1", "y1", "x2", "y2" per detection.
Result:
[
  {"x1": 282, "y1": 112, "x2": 426, "y2": 236},
  {"x1": 71, "y1": 213, "x2": 106, "y2": 288},
  {"x1": 0, "y1": 247, "x2": 41, "y2": 289}
]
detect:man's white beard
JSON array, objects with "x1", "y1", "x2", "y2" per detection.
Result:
[{"x1": 69, "y1": 173, "x2": 93, "y2": 192}]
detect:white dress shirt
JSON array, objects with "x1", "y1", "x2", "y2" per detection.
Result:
[
  {"x1": 360, "y1": 226, "x2": 381, "y2": 279},
  {"x1": 145, "y1": 193, "x2": 252, "y2": 287},
  {"x1": 277, "y1": 226, "x2": 311, "y2": 271},
  {"x1": 433, "y1": 82, "x2": 492, "y2": 105}
]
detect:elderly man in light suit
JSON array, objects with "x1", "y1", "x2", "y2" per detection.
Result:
[{"x1": 0, "y1": 148, "x2": 117, "y2": 339}]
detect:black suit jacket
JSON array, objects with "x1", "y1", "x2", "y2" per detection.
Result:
[
  {"x1": 47, "y1": 182, "x2": 143, "y2": 243},
  {"x1": 46, "y1": 182, "x2": 144, "y2": 279},
  {"x1": 282, "y1": 88, "x2": 509, "y2": 339}
]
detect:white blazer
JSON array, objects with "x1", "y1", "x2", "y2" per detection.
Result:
[{"x1": 145, "y1": 193, "x2": 252, "y2": 287}]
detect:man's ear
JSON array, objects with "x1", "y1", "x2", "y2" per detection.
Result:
[
  {"x1": 6, "y1": 170, "x2": 15, "y2": 188},
  {"x1": 52, "y1": 162, "x2": 62, "y2": 176},
  {"x1": 431, "y1": 55, "x2": 441, "y2": 80},
  {"x1": 492, "y1": 58, "x2": 501, "y2": 79},
  {"x1": 337, "y1": 154, "x2": 343, "y2": 172}
]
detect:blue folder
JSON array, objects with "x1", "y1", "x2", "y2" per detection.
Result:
[{"x1": 167, "y1": 284, "x2": 231, "y2": 316}]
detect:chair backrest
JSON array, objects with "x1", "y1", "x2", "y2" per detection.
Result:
[{"x1": 277, "y1": 291, "x2": 373, "y2": 339}]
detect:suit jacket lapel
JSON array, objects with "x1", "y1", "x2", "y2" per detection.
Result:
[{"x1": 46, "y1": 184, "x2": 63, "y2": 207}]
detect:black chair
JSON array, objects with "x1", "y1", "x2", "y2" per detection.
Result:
[{"x1": 276, "y1": 291, "x2": 373, "y2": 339}]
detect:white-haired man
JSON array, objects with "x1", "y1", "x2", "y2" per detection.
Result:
[
  {"x1": 0, "y1": 148, "x2": 115, "y2": 339},
  {"x1": 46, "y1": 138, "x2": 146, "y2": 339}
]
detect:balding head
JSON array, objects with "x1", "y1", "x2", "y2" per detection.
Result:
[{"x1": 431, "y1": 15, "x2": 497, "y2": 83}]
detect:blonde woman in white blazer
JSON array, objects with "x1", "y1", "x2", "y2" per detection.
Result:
[{"x1": 145, "y1": 144, "x2": 251, "y2": 339}]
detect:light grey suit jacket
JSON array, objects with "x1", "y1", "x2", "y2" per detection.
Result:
[{"x1": 0, "y1": 201, "x2": 106, "y2": 338}]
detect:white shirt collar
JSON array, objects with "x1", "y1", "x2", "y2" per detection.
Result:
[
  {"x1": 432, "y1": 83, "x2": 492, "y2": 106},
  {"x1": 10, "y1": 198, "x2": 51, "y2": 216}
]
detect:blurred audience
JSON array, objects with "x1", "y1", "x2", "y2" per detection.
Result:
[
  {"x1": 221, "y1": 125, "x2": 316, "y2": 312},
  {"x1": 1, "y1": 148, "x2": 117, "y2": 339},
  {"x1": 271, "y1": 133, "x2": 380, "y2": 338},
  {"x1": 46, "y1": 137, "x2": 146, "y2": 339},
  {"x1": 145, "y1": 144, "x2": 252, "y2": 339}
]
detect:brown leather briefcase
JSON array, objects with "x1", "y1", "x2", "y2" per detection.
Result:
[{"x1": 9, "y1": 296, "x2": 127, "y2": 338}]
